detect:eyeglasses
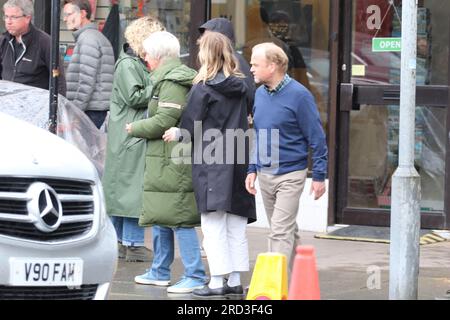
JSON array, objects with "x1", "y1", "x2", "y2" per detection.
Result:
[{"x1": 3, "y1": 15, "x2": 26, "y2": 21}]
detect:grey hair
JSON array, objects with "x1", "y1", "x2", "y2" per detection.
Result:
[
  {"x1": 143, "y1": 31, "x2": 180, "y2": 62},
  {"x1": 3, "y1": 0, "x2": 34, "y2": 17}
]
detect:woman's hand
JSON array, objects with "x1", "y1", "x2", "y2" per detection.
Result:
[
  {"x1": 125, "y1": 123, "x2": 132, "y2": 134},
  {"x1": 163, "y1": 127, "x2": 180, "y2": 142}
]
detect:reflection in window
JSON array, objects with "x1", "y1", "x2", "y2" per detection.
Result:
[
  {"x1": 351, "y1": 0, "x2": 448, "y2": 86},
  {"x1": 118, "y1": 0, "x2": 191, "y2": 57},
  {"x1": 211, "y1": 0, "x2": 330, "y2": 135},
  {"x1": 0, "y1": 0, "x2": 6, "y2": 34},
  {"x1": 348, "y1": 0, "x2": 447, "y2": 212}
]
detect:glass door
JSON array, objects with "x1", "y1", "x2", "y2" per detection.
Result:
[{"x1": 337, "y1": 0, "x2": 450, "y2": 229}]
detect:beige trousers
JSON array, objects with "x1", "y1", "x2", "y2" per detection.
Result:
[{"x1": 258, "y1": 169, "x2": 307, "y2": 271}]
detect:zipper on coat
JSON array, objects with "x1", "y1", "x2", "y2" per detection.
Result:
[{"x1": 8, "y1": 38, "x2": 27, "y2": 81}]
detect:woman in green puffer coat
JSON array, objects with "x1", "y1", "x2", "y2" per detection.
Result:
[
  {"x1": 102, "y1": 17, "x2": 164, "y2": 262},
  {"x1": 126, "y1": 31, "x2": 206, "y2": 293}
]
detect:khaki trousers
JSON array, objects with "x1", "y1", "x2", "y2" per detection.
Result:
[{"x1": 258, "y1": 169, "x2": 307, "y2": 271}]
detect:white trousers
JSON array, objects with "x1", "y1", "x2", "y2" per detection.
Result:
[{"x1": 201, "y1": 211, "x2": 249, "y2": 276}]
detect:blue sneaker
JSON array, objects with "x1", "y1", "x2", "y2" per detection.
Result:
[
  {"x1": 134, "y1": 270, "x2": 170, "y2": 286},
  {"x1": 167, "y1": 277, "x2": 205, "y2": 293}
]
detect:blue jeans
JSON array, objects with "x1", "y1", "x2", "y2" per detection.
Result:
[
  {"x1": 150, "y1": 226, "x2": 206, "y2": 281},
  {"x1": 111, "y1": 216, "x2": 145, "y2": 247}
]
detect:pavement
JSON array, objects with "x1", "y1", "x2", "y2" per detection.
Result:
[{"x1": 108, "y1": 226, "x2": 450, "y2": 300}]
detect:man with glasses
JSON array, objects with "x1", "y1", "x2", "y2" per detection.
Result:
[
  {"x1": 0, "y1": 0, "x2": 66, "y2": 95},
  {"x1": 63, "y1": 0, "x2": 114, "y2": 129}
]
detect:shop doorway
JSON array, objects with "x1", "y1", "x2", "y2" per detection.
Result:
[{"x1": 336, "y1": 0, "x2": 450, "y2": 229}]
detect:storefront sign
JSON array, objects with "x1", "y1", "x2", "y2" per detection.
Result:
[{"x1": 372, "y1": 37, "x2": 402, "y2": 52}]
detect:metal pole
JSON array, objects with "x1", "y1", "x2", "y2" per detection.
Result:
[
  {"x1": 389, "y1": 0, "x2": 420, "y2": 300},
  {"x1": 49, "y1": 0, "x2": 61, "y2": 134}
]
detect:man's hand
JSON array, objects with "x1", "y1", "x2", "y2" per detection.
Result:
[
  {"x1": 245, "y1": 173, "x2": 257, "y2": 195},
  {"x1": 310, "y1": 181, "x2": 326, "y2": 200},
  {"x1": 125, "y1": 123, "x2": 132, "y2": 134}
]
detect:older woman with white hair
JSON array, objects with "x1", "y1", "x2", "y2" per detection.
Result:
[{"x1": 126, "y1": 31, "x2": 206, "y2": 294}]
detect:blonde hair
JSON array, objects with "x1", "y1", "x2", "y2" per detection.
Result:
[
  {"x1": 124, "y1": 16, "x2": 165, "y2": 59},
  {"x1": 193, "y1": 31, "x2": 244, "y2": 84},
  {"x1": 252, "y1": 42, "x2": 289, "y2": 73}
]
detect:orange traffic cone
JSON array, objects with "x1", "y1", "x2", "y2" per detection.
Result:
[
  {"x1": 288, "y1": 245, "x2": 320, "y2": 300},
  {"x1": 246, "y1": 253, "x2": 288, "y2": 300}
]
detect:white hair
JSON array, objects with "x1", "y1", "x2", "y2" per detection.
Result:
[
  {"x1": 143, "y1": 31, "x2": 180, "y2": 62},
  {"x1": 4, "y1": 0, "x2": 34, "y2": 16}
]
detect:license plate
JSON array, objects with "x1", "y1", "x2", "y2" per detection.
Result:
[{"x1": 9, "y1": 258, "x2": 83, "y2": 286}]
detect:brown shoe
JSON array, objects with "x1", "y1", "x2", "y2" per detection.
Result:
[{"x1": 125, "y1": 246, "x2": 153, "y2": 262}]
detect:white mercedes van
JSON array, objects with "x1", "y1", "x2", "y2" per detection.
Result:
[{"x1": 0, "y1": 112, "x2": 117, "y2": 300}]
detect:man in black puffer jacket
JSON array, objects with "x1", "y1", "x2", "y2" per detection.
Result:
[{"x1": 0, "y1": 0, "x2": 66, "y2": 95}]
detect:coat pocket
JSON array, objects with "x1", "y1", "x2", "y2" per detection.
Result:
[{"x1": 124, "y1": 137, "x2": 144, "y2": 150}]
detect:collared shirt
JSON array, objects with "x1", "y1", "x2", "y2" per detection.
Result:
[{"x1": 264, "y1": 74, "x2": 291, "y2": 96}]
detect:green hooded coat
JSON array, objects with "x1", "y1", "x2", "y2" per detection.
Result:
[
  {"x1": 130, "y1": 58, "x2": 199, "y2": 227},
  {"x1": 103, "y1": 46, "x2": 152, "y2": 218}
]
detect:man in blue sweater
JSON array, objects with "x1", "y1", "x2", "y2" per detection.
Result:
[{"x1": 245, "y1": 42, "x2": 328, "y2": 270}]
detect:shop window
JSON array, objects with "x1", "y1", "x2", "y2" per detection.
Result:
[
  {"x1": 212, "y1": 0, "x2": 330, "y2": 127},
  {"x1": 59, "y1": 0, "x2": 192, "y2": 66},
  {"x1": 0, "y1": 0, "x2": 6, "y2": 33},
  {"x1": 117, "y1": 0, "x2": 191, "y2": 58},
  {"x1": 211, "y1": 0, "x2": 331, "y2": 176}
]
